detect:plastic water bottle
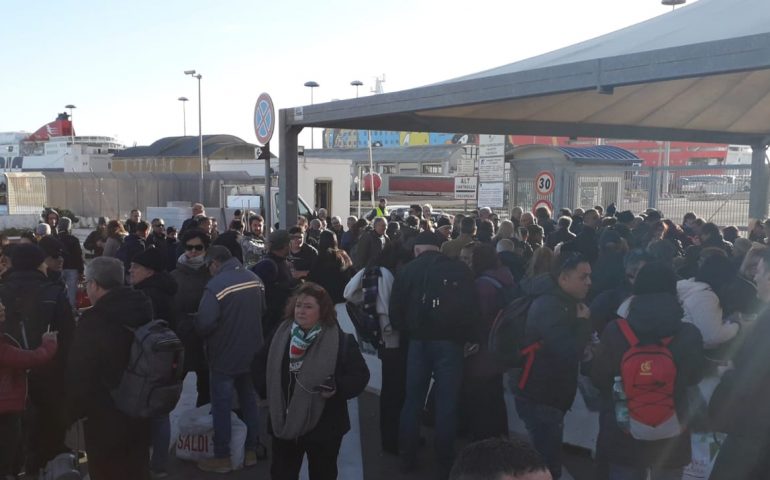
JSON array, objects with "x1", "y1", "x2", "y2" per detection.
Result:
[{"x1": 613, "y1": 376, "x2": 630, "y2": 430}]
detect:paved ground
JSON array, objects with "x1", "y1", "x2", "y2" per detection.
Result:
[{"x1": 73, "y1": 372, "x2": 593, "y2": 480}]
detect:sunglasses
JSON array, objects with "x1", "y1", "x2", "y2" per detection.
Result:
[
  {"x1": 153, "y1": 224, "x2": 165, "y2": 228},
  {"x1": 185, "y1": 244, "x2": 205, "y2": 251}
]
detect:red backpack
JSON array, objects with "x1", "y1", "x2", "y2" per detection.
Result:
[{"x1": 617, "y1": 318, "x2": 682, "y2": 440}]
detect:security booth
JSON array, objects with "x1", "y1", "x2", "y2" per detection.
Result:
[{"x1": 509, "y1": 144, "x2": 642, "y2": 213}]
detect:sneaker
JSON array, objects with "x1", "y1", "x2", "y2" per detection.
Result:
[
  {"x1": 197, "y1": 456, "x2": 232, "y2": 474},
  {"x1": 244, "y1": 450, "x2": 258, "y2": 467}
]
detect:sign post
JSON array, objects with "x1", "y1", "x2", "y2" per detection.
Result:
[{"x1": 254, "y1": 93, "x2": 275, "y2": 230}]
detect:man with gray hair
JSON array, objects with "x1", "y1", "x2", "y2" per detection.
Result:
[
  {"x1": 195, "y1": 246, "x2": 265, "y2": 473},
  {"x1": 34, "y1": 222, "x2": 51, "y2": 241},
  {"x1": 67, "y1": 256, "x2": 155, "y2": 479},
  {"x1": 354, "y1": 216, "x2": 390, "y2": 270},
  {"x1": 306, "y1": 218, "x2": 322, "y2": 249}
]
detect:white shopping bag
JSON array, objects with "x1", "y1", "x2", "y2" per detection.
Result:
[
  {"x1": 174, "y1": 404, "x2": 247, "y2": 470},
  {"x1": 683, "y1": 432, "x2": 723, "y2": 480}
]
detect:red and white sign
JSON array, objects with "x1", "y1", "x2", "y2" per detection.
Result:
[
  {"x1": 535, "y1": 171, "x2": 555, "y2": 196},
  {"x1": 532, "y1": 199, "x2": 554, "y2": 213}
]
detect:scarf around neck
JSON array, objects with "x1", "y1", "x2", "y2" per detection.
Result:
[
  {"x1": 178, "y1": 253, "x2": 206, "y2": 270},
  {"x1": 289, "y1": 322, "x2": 322, "y2": 372},
  {"x1": 267, "y1": 320, "x2": 339, "y2": 440}
]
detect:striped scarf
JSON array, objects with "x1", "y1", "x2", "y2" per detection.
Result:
[
  {"x1": 362, "y1": 266, "x2": 381, "y2": 316},
  {"x1": 289, "y1": 322, "x2": 323, "y2": 372}
]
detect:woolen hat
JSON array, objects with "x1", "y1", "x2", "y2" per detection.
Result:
[
  {"x1": 131, "y1": 247, "x2": 164, "y2": 272},
  {"x1": 414, "y1": 231, "x2": 442, "y2": 247},
  {"x1": 11, "y1": 244, "x2": 47, "y2": 271}
]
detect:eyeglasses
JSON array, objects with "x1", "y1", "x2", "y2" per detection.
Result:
[{"x1": 185, "y1": 244, "x2": 205, "y2": 251}]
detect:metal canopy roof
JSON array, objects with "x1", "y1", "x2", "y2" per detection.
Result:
[{"x1": 283, "y1": 0, "x2": 770, "y2": 146}]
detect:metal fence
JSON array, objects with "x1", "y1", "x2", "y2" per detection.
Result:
[
  {"x1": 43, "y1": 171, "x2": 264, "y2": 221},
  {"x1": 514, "y1": 164, "x2": 753, "y2": 228}
]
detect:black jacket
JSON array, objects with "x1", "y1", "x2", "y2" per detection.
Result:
[
  {"x1": 171, "y1": 258, "x2": 210, "y2": 372},
  {"x1": 389, "y1": 251, "x2": 478, "y2": 343},
  {"x1": 252, "y1": 253, "x2": 298, "y2": 337},
  {"x1": 255, "y1": 326, "x2": 370, "y2": 442},
  {"x1": 589, "y1": 251, "x2": 626, "y2": 301},
  {"x1": 66, "y1": 288, "x2": 153, "y2": 453},
  {"x1": 59, "y1": 232, "x2": 84, "y2": 274},
  {"x1": 498, "y1": 251, "x2": 527, "y2": 284},
  {"x1": 213, "y1": 230, "x2": 244, "y2": 264},
  {"x1": 308, "y1": 251, "x2": 353, "y2": 304},
  {"x1": 570, "y1": 226, "x2": 599, "y2": 264},
  {"x1": 591, "y1": 293, "x2": 705, "y2": 468},
  {"x1": 354, "y1": 230, "x2": 389, "y2": 270},
  {"x1": 546, "y1": 227, "x2": 576, "y2": 250},
  {"x1": 84, "y1": 229, "x2": 106, "y2": 257},
  {"x1": 516, "y1": 274, "x2": 591, "y2": 412},
  {"x1": 134, "y1": 271, "x2": 179, "y2": 328},
  {"x1": 589, "y1": 283, "x2": 631, "y2": 335}
]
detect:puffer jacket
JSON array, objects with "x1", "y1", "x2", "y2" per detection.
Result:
[
  {"x1": 591, "y1": 293, "x2": 705, "y2": 469},
  {"x1": 196, "y1": 258, "x2": 266, "y2": 375},
  {"x1": 0, "y1": 334, "x2": 57, "y2": 413},
  {"x1": 677, "y1": 278, "x2": 739, "y2": 349},
  {"x1": 516, "y1": 273, "x2": 591, "y2": 412}
]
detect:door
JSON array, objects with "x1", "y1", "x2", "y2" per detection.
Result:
[{"x1": 314, "y1": 180, "x2": 332, "y2": 214}]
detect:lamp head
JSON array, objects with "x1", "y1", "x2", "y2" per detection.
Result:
[
  {"x1": 178, "y1": 96, "x2": 188, "y2": 102},
  {"x1": 304, "y1": 81, "x2": 319, "y2": 88},
  {"x1": 661, "y1": 0, "x2": 686, "y2": 5},
  {"x1": 65, "y1": 104, "x2": 76, "y2": 109},
  {"x1": 184, "y1": 70, "x2": 196, "y2": 75},
  {"x1": 350, "y1": 80, "x2": 363, "y2": 87}
]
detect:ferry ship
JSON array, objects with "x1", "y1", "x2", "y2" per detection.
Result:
[{"x1": 0, "y1": 113, "x2": 123, "y2": 172}]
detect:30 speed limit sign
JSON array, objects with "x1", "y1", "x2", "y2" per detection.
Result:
[{"x1": 535, "y1": 171, "x2": 555, "y2": 195}]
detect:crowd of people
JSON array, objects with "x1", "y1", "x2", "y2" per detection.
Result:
[{"x1": 1, "y1": 198, "x2": 769, "y2": 480}]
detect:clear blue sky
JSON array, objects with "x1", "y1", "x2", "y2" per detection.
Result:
[{"x1": 1, "y1": 0, "x2": 689, "y2": 152}]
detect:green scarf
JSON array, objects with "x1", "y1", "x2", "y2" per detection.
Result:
[{"x1": 289, "y1": 322, "x2": 322, "y2": 372}]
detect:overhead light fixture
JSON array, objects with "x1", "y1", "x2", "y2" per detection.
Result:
[{"x1": 661, "y1": 0, "x2": 686, "y2": 5}]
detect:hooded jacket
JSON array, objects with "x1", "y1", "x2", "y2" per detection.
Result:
[
  {"x1": 516, "y1": 273, "x2": 591, "y2": 412},
  {"x1": 134, "y1": 271, "x2": 178, "y2": 329},
  {"x1": 677, "y1": 278, "x2": 739, "y2": 349},
  {"x1": 67, "y1": 287, "x2": 153, "y2": 419},
  {"x1": 196, "y1": 258, "x2": 266, "y2": 375},
  {"x1": 591, "y1": 293, "x2": 705, "y2": 468}
]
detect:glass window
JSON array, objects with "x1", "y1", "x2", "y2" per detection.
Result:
[{"x1": 422, "y1": 164, "x2": 442, "y2": 174}]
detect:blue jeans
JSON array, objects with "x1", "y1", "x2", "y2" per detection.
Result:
[
  {"x1": 609, "y1": 464, "x2": 684, "y2": 480},
  {"x1": 62, "y1": 269, "x2": 79, "y2": 307},
  {"x1": 515, "y1": 396, "x2": 565, "y2": 480},
  {"x1": 150, "y1": 415, "x2": 170, "y2": 472},
  {"x1": 399, "y1": 340, "x2": 464, "y2": 469},
  {"x1": 210, "y1": 370, "x2": 259, "y2": 458}
]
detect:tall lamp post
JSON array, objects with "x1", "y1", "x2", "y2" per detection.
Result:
[
  {"x1": 178, "y1": 96, "x2": 189, "y2": 136},
  {"x1": 184, "y1": 70, "x2": 204, "y2": 202},
  {"x1": 304, "y1": 81, "x2": 319, "y2": 149},
  {"x1": 350, "y1": 80, "x2": 363, "y2": 98},
  {"x1": 65, "y1": 104, "x2": 76, "y2": 144},
  {"x1": 661, "y1": 0, "x2": 686, "y2": 9}
]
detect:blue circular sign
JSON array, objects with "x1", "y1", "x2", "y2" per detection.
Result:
[{"x1": 254, "y1": 93, "x2": 275, "y2": 146}]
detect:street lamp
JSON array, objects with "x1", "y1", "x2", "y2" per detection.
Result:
[
  {"x1": 184, "y1": 70, "x2": 204, "y2": 203},
  {"x1": 350, "y1": 80, "x2": 363, "y2": 98},
  {"x1": 304, "y1": 81, "x2": 319, "y2": 149},
  {"x1": 65, "y1": 104, "x2": 76, "y2": 144},
  {"x1": 178, "y1": 97, "x2": 189, "y2": 136},
  {"x1": 661, "y1": 0, "x2": 686, "y2": 8}
]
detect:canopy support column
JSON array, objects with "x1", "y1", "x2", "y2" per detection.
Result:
[
  {"x1": 749, "y1": 142, "x2": 769, "y2": 222},
  {"x1": 278, "y1": 109, "x2": 302, "y2": 230}
]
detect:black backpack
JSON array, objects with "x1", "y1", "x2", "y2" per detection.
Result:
[
  {"x1": 487, "y1": 295, "x2": 536, "y2": 367},
  {"x1": 345, "y1": 302, "x2": 382, "y2": 348},
  {"x1": 110, "y1": 319, "x2": 185, "y2": 418},
  {"x1": 419, "y1": 255, "x2": 476, "y2": 333}
]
